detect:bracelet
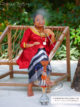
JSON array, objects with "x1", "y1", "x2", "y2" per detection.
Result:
[{"x1": 23, "y1": 42, "x2": 26, "y2": 48}]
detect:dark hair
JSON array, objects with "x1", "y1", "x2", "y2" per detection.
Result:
[{"x1": 33, "y1": 13, "x2": 44, "y2": 23}]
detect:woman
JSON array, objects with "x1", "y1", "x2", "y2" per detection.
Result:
[{"x1": 16, "y1": 13, "x2": 56, "y2": 96}]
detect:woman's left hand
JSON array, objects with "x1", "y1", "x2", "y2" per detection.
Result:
[{"x1": 44, "y1": 29, "x2": 56, "y2": 43}]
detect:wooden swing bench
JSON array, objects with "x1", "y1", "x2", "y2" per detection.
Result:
[{"x1": 0, "y1": 25, "x2": 71, "y2": 88}]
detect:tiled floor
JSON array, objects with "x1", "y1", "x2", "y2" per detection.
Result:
[{"x1": 0, "y1": 60, "x2": 80, "y2": 107}]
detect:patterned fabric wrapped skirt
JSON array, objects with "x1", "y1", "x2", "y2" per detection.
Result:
[{"x1": 28, "y1": 48, "x2": 52, "y2": 86}]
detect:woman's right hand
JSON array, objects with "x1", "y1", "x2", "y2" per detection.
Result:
[
  {"x1": 33, "y1": 42, "x2": 40, "y2": 46},
  {"x1": 26, "y1": 42, "x2": 40, "y2": 48}
]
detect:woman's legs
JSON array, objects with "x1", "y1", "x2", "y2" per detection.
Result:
[
  {"x1": 27, "y1": 75, "x2": 55, "y2": 97},
  {"x1": 27, "y1": 82, "x2": 34, "y2": 96},
  {"x1": 27, "y1": 48, "x2": 55, "y2": 96},
  {"x1": 40, "y1": 60, "x2": 55, "y2": 87},
  {"x1": 27, "y1": 77, "x2": 55, "y2": 96}
]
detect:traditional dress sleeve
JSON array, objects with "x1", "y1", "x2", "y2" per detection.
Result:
[{"x1": 20, "y1": 28, "x2": 31, "y2": 49}]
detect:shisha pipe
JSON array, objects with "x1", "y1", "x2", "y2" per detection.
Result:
[{"x1": 40, "y1": 61, "x2": 49, "y2": 105}]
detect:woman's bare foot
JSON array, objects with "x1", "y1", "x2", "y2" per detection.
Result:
[{"x1": 27, "y1": 83, "x2": 34, "y2": 97}]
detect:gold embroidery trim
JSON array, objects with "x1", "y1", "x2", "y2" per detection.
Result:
[
  {"x1": 30, "y1": 27, "x2": 49, "y2": 37},
  {"x1": 30, "y1": 27, "x2": 40, "y2": 36}
]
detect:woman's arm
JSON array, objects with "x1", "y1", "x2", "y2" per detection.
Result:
[
  {"x1": 20, "y1": 28, "x2": 31, "y2": 49},
  {"x1": 24, "y1": 42, "x2": 40, "y2": 48},
  {"x1": 44, "y1": 29, "x2": 56, "y2": 55},
  {"x1": 20, "y1": 28, "x2": 40, "y2": 49},
  {"x1": 44, "y1": 29, "x2": 56, "y2": 45}
]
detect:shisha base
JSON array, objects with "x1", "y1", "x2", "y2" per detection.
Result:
[
  {"x1": 40, "y1": 87, "x2": 49, "y2": 105},
  {"x1": 40, "y1": 94, "x2": 49, "y2": 105}
]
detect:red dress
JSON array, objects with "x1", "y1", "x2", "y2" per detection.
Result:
[{"x1": 16, "y1": 27, "x2": 56, "y2": 69}]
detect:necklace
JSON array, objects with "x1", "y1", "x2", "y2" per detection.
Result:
[
  {"x1": 35, "y1": 27, "x2": 47, "y2": 46},
  {"x1": 38, "y1": 31, "x2": 47, "y2": 46}
]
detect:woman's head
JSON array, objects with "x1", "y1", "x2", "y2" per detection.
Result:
[{"x1": 33, "y1": 13, "x2": 45, "y2": 27}]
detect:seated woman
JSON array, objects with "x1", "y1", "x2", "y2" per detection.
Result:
[{"x1": 16, "y1": 13, "x2": 56, "y2": 96}]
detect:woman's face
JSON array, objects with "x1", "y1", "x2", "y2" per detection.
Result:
[{"x1": 34, "y1": 14, "x2": 45, "y2": 27}]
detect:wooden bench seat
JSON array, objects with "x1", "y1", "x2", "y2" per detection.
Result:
[{"x1": 0, "y1": 25, "x2": 71, "y2": 92}]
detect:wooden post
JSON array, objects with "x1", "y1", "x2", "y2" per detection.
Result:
[
  {"x1": 66, "y1": 27, "x2": 71, "y2": 81},
  {"x1": 7, "y1": 28, "x2": 13, "y2": 78}
]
